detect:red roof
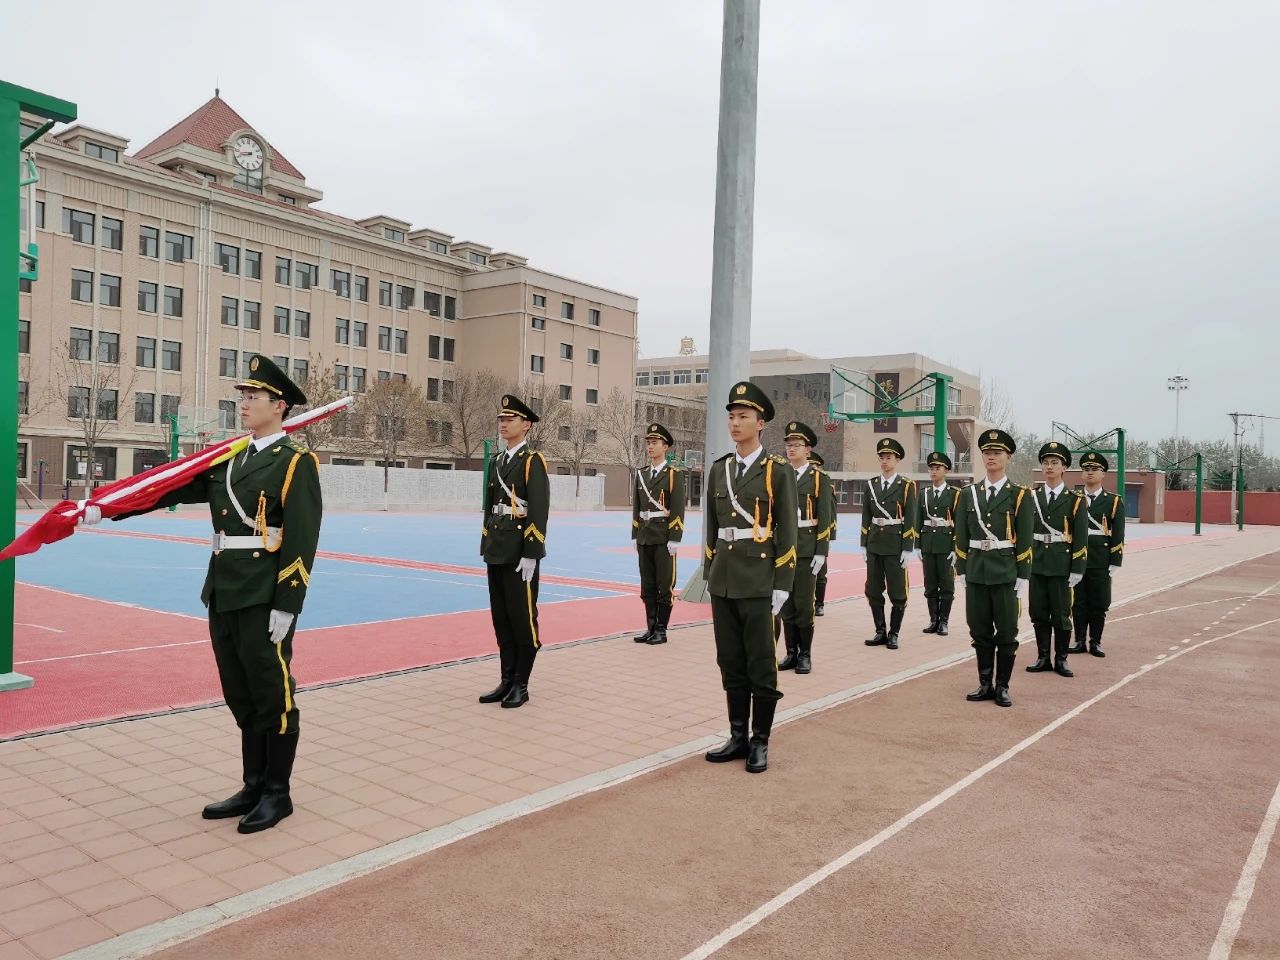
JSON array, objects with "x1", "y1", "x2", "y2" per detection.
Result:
[{"x1": 134, "y1": 96, "x2": 305, "y2": 181}]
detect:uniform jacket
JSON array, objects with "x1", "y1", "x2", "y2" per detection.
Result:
[
  {"x1": 1082, "y1": 488, "x2": 1126, "y2": 569},
  {"x1": 953, "y1": 479, "x2": 1034, "y2": 585},
  {"x1": 481, "y1": 444, "x2": 551, "y2": 565},
  {"x1": 1029, "y1": 486, "x2": 1089, "y2": 578},
  {"x1": 795, "y1": 465, "x2": 835, "y2": 560},
  {"x1": 703, "y1": 449, "x2": 798, "y2": 599},
  {"x1": 860, "y1": 475, "x2": 920, "y2": 556},
  {"x1": 917, "y1": 483, "x2": 962, "y2": 555},
  {"x1": 631, "y1": 462, "x2": 686, "y2": 546}
]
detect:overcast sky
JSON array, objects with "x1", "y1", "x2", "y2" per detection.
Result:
[{"x1": 8, "y1": 1, "x2": 1278, "y2": 449}]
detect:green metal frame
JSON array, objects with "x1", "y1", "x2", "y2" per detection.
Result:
[
  {"x1": 828, "y1": 371, "x2": 953, "y2": 458},
  {"x1": 1051, "y1": 423, "x2": 1127, "y2": 502},
  {"x1": 1153, "y1": 450, "x2": 1204, "y2": 535},
  {"x1": 2, "y1": 80, "x2": 77, "y2": 693}
]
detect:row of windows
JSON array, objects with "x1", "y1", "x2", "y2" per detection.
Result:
[
  {"x1": 68, "y1": 329, "x2": 183, "y2": 370},
  {"x1": 67, "y1": 270, "x2": 185, "y2": 316},
  {"x1": 332, "y1": 366, "x2": 411, "y2": 390},
  {"x1": 636, "y1": 368, "x2": 710, "y2": 387},
  {"x1": 530, "y1": 294, "x2": 602, "y2": 326},
  {"x1": 61, "y1": 209, "x2": 196, "y2": 264}
]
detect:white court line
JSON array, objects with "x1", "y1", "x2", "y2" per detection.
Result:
[
  {"x1": 1208, "y1": 777, "x2": 1280, "y2": 960},
  {"x1": 679, "y1": 595, "x2": 1280, "y2": 959},
  {"x1": 16, "y1": 639, "x2": 209, "y2": 665},
  {"x1": 15, "y1": 622, "x2": 64, "y2": 634},
  {"x1": 1110, "y1": 596, "x2": 1247, "y2": 624}
]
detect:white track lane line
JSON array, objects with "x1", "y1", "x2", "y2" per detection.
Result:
[
  {"x1": 680, "y1": 589, "x2": 1280, "y2": 960},
  {"x1": 1208, "y1": 777, "x2": 1280, "y2": 960}
]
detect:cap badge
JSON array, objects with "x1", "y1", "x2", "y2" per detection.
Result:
[{"x1": 250, "y1": 357, "x2": 260, "y2": 372}]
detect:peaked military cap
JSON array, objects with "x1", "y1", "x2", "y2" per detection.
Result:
[
  {"x1": 978, "y1": 428, "x2": 1016, "y2": 454},
  {"x1": 784, "y1": 420, "x2": 818, "y2": 447},
  {"x1": 926, "y1": 450, "x2": 953, "y2": 469},
  {"x1": 236, "y1": 354, "x2": 307, "y2": 407},
  {"x1": 1079, "y1": 450, "x2": 1109, "y2": 471},
  {"x1": 645, "y1": 422, "x2": 673, "y2": 445},
  {"x1": 876, "y1": 437, "x2": 905, "y2": 459},
  {"x1": 499, "y1": 393, "x2": 540, "y2": 423},
  {"x1": 1038, "y1": 441, "x2": 1072, "y2": 467},
  {"x1": 808, "y1": 451, "x2": 825, "y2": 467},
  {"x1": 725, "y1": 380, "x2": 775, "y2": 422}
]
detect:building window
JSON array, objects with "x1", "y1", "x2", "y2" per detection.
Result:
[
  {"x1": 139, "y1": 225, "x2": 159, "y2": 258},
  {"x1": 436, "y1": 379, "x2": 452, "y2": 402},
  {"x1": 221, "y1": 296, "x2": 239, "y2": 326},
  {"x1": 560, "y1": 343, "x2": 573, "y2": 360},
  {"x1": 379, "y1": 281, "x2": 393, "y2": 306},
  {"x1": 273, "y1": 354, "x2": 288, "y2": 370},
  {"x1": 589, "y1": 308, "x2": 601, "y2": 326},
  {"x1": 136, "y1": 336, "x2": 156, "y2": 368},
  {"x1": 532, "y1": 293, "x2": 546, "y2": 308},
  {"x1": 586, "y1": 388, "x2": 599, "y2": 405},
  {"x1": 636, "y1": 371, "x2": 650, "y2": 387},
  {"x1": 216, "y1": 243, "x2": 240, "y2": 274},
  {"x1": 241, "y1": 353, "x2": 255, "y2": 378},
  {"x1": 585, "y1": 428, "x2": 597, "y2": 444},
  {"x1": 220, "y1": 348, "x2": 237, "y2": 378},
  {"x1": 135, "y1": 392, "x2": 155, "y2": 424},
  {"x1": 558, "y1": 425, "x2": 571, "y2": 441},
  {"x1": 331, "y1": 269, "x2": 350, "y2": 297},
  {"x1": 244, "y1": 249, "x2": 262, "y2": 280},
  {"x1": 71, "y1": 269, "x2": 93, "y2": 302},
  {"x1": 97, "y1": 331, "x2": 119, "y2": 364},
  {"x1": 334, "y1": 363, "x2": 349, "y2": 390},
  {"x1": 294, "y1": 310, "x2": 311, "y2": 338},
  {"x1": 275, "y1": 257, "x2": 291, "y2": 285},
  {"x1": 384, "y1": 227, "x2": 405, "y2": 242},
  {"x1": 18, "y1": 319, "x2": 29, "y2": 353},
  {"x1": 561, "y1": 301, "x2": 574, "y2": 320},
  {"x1": 19, "y1": 277, "x2": 31, "y2": 294},
  {"x1": 651, "y1": 370, "x2": 671, "y2": 386},
  {"x1": 101, "y1": 217, "x2": 123, "y2": 251},
  {"x1": 164, "y1": 285, "x2": 183, "y2": 317},
  {"x1": 587, "y1": 348, "x2": 600, "y2": 365},
  {"x1": 397, "y1": 285, "x2": 415, "y2": 310},
  {"x1": 352, "y1": 367, "x2": 366, "y2": 392},
  {"x1": 219, "y1": 400, "x2": 237, "y2": 429},
  {"x1": 160, "y1": 394, "x2": 180, "y2": 421},
  {"x1": 352, "y1": 320, "x2": 367, "y2": 347},
  {"x1": 377, "y1": 370, "x2": 390, "y2": 382},
  {"x1": 162, "y1": 340, "x2": 182, "y2": 371},
  {"x1": 673, "y1": 369, "x2": 692, "y2": 385},
  {"x1": 35, "y1": 201, "x2": 44, "y2": 229},
  {"x1": 378, "y1": 326, "x2": 391, "y2": 351},
  {"x1": 393, "y1": 372, "x2": 407, "y2": 383},
  {"x1": 69, "y1": 327, "x2": 92, "y2": 360},
  {"x1": 99, "y1": 274, "x2": 121, "y2": 307},
  {"x1": 293, "y1": 359, "x2": 309, "y2": 382},
  {"x1": 469, "y1": 251, "x2": 487, "y2": 265},
  {"x1": 244, "y1": 300, "x2": 261, "y2": 330},
  {"x1": 531, "y1": 316, "x2": 545, "y2": 330},
  {"x1": 530, "y1": 355, "x2": 544, "y2": 374},
  {"x1": 424, "y1": 291, "x2": 441, "y2": 315},
  {"x1": 559, "y1": 384, "x2": 572, "y2": 401},
  {"x1": 429, "y1": 239, "x2": 449, "y2": 255},
  {"x1": 695, "y1": 368, "x2": 710, "y2": 384},
  {"x1": 165, "y1": 231, "x2": 193, "y2": 264},
  {"x1": 335, "y1": 318, "x2": 350, "y2": 344},
  {"x1": 295, "y1": 261, "x2": 318, "y2": 290},
  {"x1": 63, "y1": 208, "x2": 94, "y2": 244},
  {"x1": 427, "y1": 377, "x2": 440, "y2": 402},
  {"x1": 355, "y1": 275, "x2": 368, "y2": 302},
  {"x1": 67, "y1": 385, "x2": 90, "y2": 418},
  {"x1": 429, "y1": 335, "x2": 441, "y2": 360},
  {"x1": 96, "y1": 389, "x2": 118, "y2": 421},
  {"x1": 274, "y1": 306, "x2": 290, "y2": 334},
  {"x1": 394, "y1": 329, "x2": 408, "y2": 354},
  {"x1": 84, "y1": 142, "x2": 120, "y2": 163},
  {"x1": 138, "y1": 281, "x2": 157, "y2": 313},
  {"x1": 233, "y1": 166, "x2": 262, "y2": 195},
  {"x1": 443, "y1": 337, "x2": 455, "y2": 362},
  {"x1": 279, "y1": 195, "x2": 296, "y2": 206},
  {"x1": 18, "y1": 383, "x2": 28, "y2": 417},
  {"x1": 444, "y1": 295, "x2": 456, "y2": 320}
]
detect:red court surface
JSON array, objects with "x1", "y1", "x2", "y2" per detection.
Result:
[{"x1": 147, "y1": 550, "x2": 1280, "y2": 960}]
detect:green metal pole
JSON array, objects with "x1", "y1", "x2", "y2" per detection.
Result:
[
  {"x1": 1237, "y1": 465, "x2": 1245, "y2": 531},
  {"x1": 1115, "y1": 427, "x2": 1126, "y2": 505},
  {"x1": 932, "y1": 375, "x2": 948, "y2": 454},
  {"x1": 1194, "y1": 452, "x2": 1202, "y2": 536}
]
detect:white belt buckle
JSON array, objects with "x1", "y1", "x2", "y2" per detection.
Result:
[{"x1": 978, "y1": 539, "x2": 993, "y2": 552}]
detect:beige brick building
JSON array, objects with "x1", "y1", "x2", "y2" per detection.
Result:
[{"x1": 17, "y1": 96, "x2": 638, "y2": 503}]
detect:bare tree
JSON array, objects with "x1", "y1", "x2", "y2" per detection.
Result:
[
  {"x1": 441, "y1": 368, "x2": 504, "y2": 468},
  {"x1": 979, "y1": 373, "x2": 1017, "y2": 431},
  {"x1": 347, "y1": 378, "x2": 430, "y2": 504},
  {"x1": 508, "y1": 376, "x2": 570, "y2": 460},
  {"x1": 55, "y1": 350, "x2": 140, "y2": 498},
  {"x1": 558, "y1": 407, "x2": 600, "y2": 497},
  {"x1": 596, "y1": 386, "x2": 646, "y2": 499},
  {"x1": 293, "y1": 353, "x2": 351, "y2": 454}
]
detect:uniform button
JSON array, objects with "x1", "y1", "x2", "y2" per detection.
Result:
[
  {"x1": 760, "y1": 553, "x2": 767, "y2": 559},
  {"x1": 252, "y1": 551, "x2": 260, "y2": 558},
  {"x1": 221, "y1": 509, "x2": 228, "y2": 516}
]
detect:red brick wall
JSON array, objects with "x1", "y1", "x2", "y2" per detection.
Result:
[{"x1": 1165, "y1": 490, "x2": 1280, "y2": 525}]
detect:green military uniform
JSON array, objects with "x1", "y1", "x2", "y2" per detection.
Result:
[
  {"x1": 954, "y1": 429, "x2": 1033, "y2": 708},
  {"x1": 114, "y1": 354, "x2": 320, "y2": 833},
  {"x1": 479, "y1": 395, "x2": 551, "y2": 708},
  {"x1": 1070, "y1": 451, "x2": 1126, "y2": 657},
  {"x1": 809, "y1": 451, "x2": 835, "y2": 616},
  {"x1": 917, "y1": 451, "x2": 961, "y2": 636},
  {"x1": 704, "y1": 381, "x2": 798, "y2": 774},
  {"x1": 631, "y1": 423, "x2": 686, "y2": 646},
  {"x1": 861, "y1": 438, "x2": 919, "y2": 650},
  {"x1": 1027, "y1": 442, "x2": 1089, "y2": 677},
  {"x1": 778, "y1": 422, "x2": 834, "y2": 675}
]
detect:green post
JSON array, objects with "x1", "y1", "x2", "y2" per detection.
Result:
[
  {"x1": 1115, "y1": 427, "x2": 1126, "y2": 503},
  {"x1": 1, "y1": 81, "x2": 77, "y2": 692},
  {"x1": 1237, "y1": 465, "x2": 1245, "y2": 531},
  {"x1": 166, "y1": 413, "x2": 180, "y2": 512},
  {"x1": 1194, "y1": 452, "x2": 1203, "y2": 536},
  {"x1": 931, "y1": 374, "x2": 949, "y2": 455}
]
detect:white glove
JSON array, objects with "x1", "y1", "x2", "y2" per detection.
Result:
[
  {"x1": 1068, "y1": 572, "x2": 1083, "y2": 588},
  {"x1": 810, "y1": 555, "x2": 826, "y2": 575},
  {"x1": 771, "y1": 589, "x2": 789, "y2": 616},
  {"x1": 947, "y1": 552, "x2": 955, "y2": 566},
  {"x1": 78, "y1": 500, "x2": 102, "y2": 525},
  {"x1": 1016, "y1": 578, "x2": 1028, "y2": 601},
  {"x1": 667, "y1": 543, "x2": 679, "y2": 557},
  {"x1": 956, "y1": 574, "x2": 965, "y2": 591},
  {"x1": 517, "y1": 557, "x2": 537, "y2": 582},
  {"x1": 268, "y1": 609, "x2": 295, "y2": 645},
  {"x1": 899, "y1": 552, "x2": 910, "y2": 569}
]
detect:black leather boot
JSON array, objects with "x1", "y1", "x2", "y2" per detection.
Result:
[
  {"x1": 866, "y1": 604, "x2": 888, "y2": 645},
  {"x1": 647, "y1": 602, "x2": 670, "y2": 644},
  {"x1": 778, "y1": 622, "x2": 798, "y2": 670},
  {"x1": 922, "y1": 597, "x2": 939, "y2": 633},
  {"x1": 478, "y1": 670, "x2": 515, "y2": 703},
  {"x1": 706, "y1": 690, "x2": 751, "y2": 762},
  {"x1": 238, "y1": 732, "x2": 298, "y2": 834},
  {"x1": 886, "y1": 606, "x2": 904, "y2": 650},
  {"x1": 634, "y1": 600, "x2": 656, "y2": 643},
  {"x1": 937, "y1": 598, "x2": 952, "y2": 636},
  {"x1": 994, "y1": 651, "x2": 1015, "y2": 707},
  {"x1": 1089, "y1": 613, "x2": 1106, "y2": 657},
  {"x1": 815, "y1": 578, "x2": 827, "y2": 617},
  {"x1": 746, "y1": 697, "x2": 776, "y2": 773},
  {"x1": 966, "y1": 647, "x2": 995, "y2": 701},
  {"x1": 1053, "y1": 627, "x2": 1074, "y2": 676},
  {"x1": 1068, "y1": 614, "x2": 1088, "y2": 654},
  {"x1": 795, "y1": 626, "x2": 813, "y2": 674},
  {"x1": 1026, "y1": 624, "x2": 1052, "y2": 672},
  {"x1": 502, "y1": 648, "x2": 535, "y2": 707},
  {"x1": 203, "y1": 729, "x2": 267, "y2": 819}
]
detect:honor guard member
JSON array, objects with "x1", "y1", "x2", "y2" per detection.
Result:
[
  {"x1": 479, "y1": 395, "x2": 551, "y2": 708},
  {"x1": 703, "y1": 381, "x2": 798, "y2": 773},
  {"x1": 100, "y1": 355, "x2": 320, "y2": 833},
  {"x1": 918, "y1": 451, "x2": 961, "y2": 636},
  {"x1": 808, "y1": 451, "x2": 836, "y2": 616},
  {"x1": 861, "y1": 438, "x2": 919, "y2": 650},
  {"x1": 778, "y1": 422, "x2": 834, "y2": 674},
  {"x1": 1027, "y1": 442, "x2": 1089, "y2": 677},
  {"x1": 954, "y1": 429, "x2": 1033, "y2": 708},
  {"x1": 631, "y1": 423, "x2": 686, "y2": 646},
  {"x1": 1069, "y1": 451, "x2": 1126, "y2": 658}
]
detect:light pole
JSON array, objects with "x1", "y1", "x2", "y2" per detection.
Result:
[{"x1": 1167, "y1": 375, "x2": 1189, "y2": 464}]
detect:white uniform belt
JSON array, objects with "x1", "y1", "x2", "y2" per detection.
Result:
[
  {"x1": 492, "y1": 504, "x2": 528, "y2": 518},
  {"x1": 797, "y1": 519, "x2": 817, "y2": 528},
  {"x1": 212, "y1": 528, "x2": 280, "y2": 551},
  {"x1": 871, "y1": 517, "x2": 903, "y2": 527},
  {"x1": 923, "y1": 517, "x2": 953, "y2": 528},
  {"x1": 718, "y1": 527, "x2": 772, "y2": 542},
  {"x1": 969, "y1": 538, "x2": 1014, "y2": 551},
  {"x1": 1033, "y1": 531, "x2": 1068, "y2": 543},
  {"x1": 639, "y1": 510, "x2": 669, "y2": 521},
  {"x1": 1088, "y1": 530, "x2": 1110, "y2": 537}
]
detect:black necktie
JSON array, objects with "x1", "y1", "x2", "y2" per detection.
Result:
[
  {"x1": 1088, "y1": 493, "x2": 1096, "y2": 504},
  {"x1": 736, "y1": 459, "x2": 746, "y2": 479},
  {"x1": 881, "y1": 478, "x2": 888, "y2": 491},
  {"x1": 988, "y1": 486, "x2": 996, "y2": 498},
  {"x1": 1049, "y1": 491, "x2": 1057, "y2": 505}
]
